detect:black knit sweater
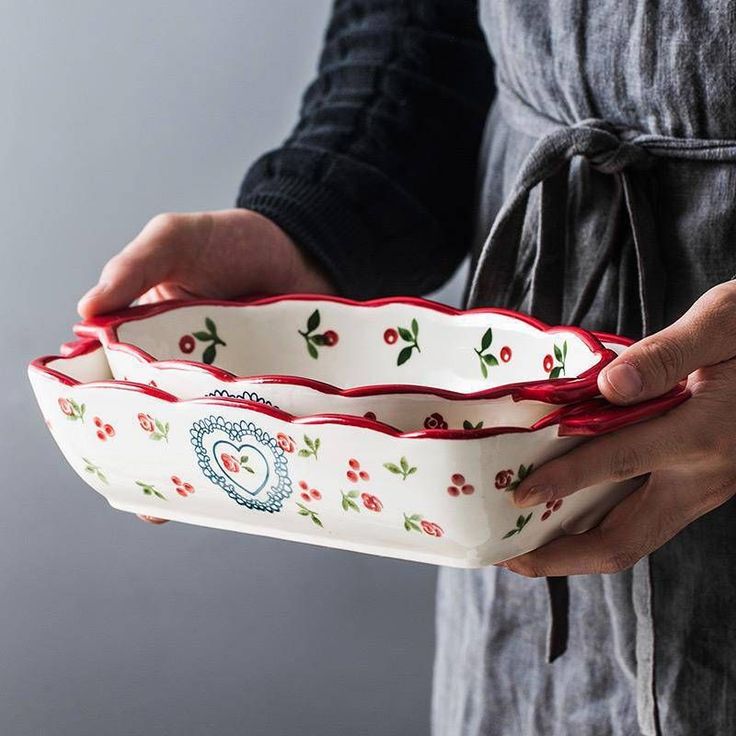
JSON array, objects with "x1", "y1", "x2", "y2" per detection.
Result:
[{"x1": 237, "y1": 0, "x2": 494, "y2": 298}]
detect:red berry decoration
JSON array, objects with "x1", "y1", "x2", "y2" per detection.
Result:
[
  {"x1": 322, "y1": 330, "x2": 339, "y2": 346},
  {"x1": 543, "y1": 354, "x2": 554, "y2": 373},
  {"x1": 179, "y1": 334, "x2": 196, "y2": 354},
  {"x1": 359, "y1": 471, "x2": 370, "y2": 481},
  {"x1": 384, "y1": 328, "x2": 398, "y2": 345},
  {"x1": 310, "y1": 489, "x2": 322, "y2": 500},
  {"x1": 182, "y1": 483, "x2": 194, "y2": 494},
  {"x1": 300, "y1": 492, "x2": 310, "y2": 502},
  {"x1": 500, "y1": 346, "x2": 512, "y2": 363},
  {"x1": 447, "y1": 473, "x2": 474, "y2": 498},
  {"x1": 447, "y1": 486, "x2": 460, "y2": 497},
  {"x1": 461, "y1": 484, "x2": 475, "y2": 496},
  {"x1": 93, "y1": 417, "x2": 103, "y2": 428},
  {"x1": 104, "y1": 424, "x2": 115, "y2": 437},
  {"x1": 541, "y1": 498, "x2": 563, "y2": 521},
  {"x1": 96, "y1": 430, "x2": 106, "y2": 441},
  {"x1": 298, "y1": 480, "x2": 309, "y2": 491},
  {"x1": 542, "y1": 510, "x2": 552, "y2": 521},
  {"x1": 553, "y1": 499, "x2": 563, "y2": 511},
  {"x1": 347, "y1": 470, "x2": 358, "y2": 483},
  {"x1": 451, "y1": 473, "x2": 465, "y2": 486},
  {"x1": 348, "y1": 458, "x2": 360, "y2": 470}
]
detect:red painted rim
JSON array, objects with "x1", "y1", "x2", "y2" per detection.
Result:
[
  {"x1": 30, "y1": 338, "x2": 689, "y2": 440},
  {"x1": 74, "y1": 295, "x2": 620, "y2": 405}
]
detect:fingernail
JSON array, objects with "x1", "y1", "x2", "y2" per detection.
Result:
[
  {"x1": 515, "y1": 485, "x2": 555, "y2": 508},
  {"x1": 602, "y1": 362, "x2": 643, "y2": 400}
]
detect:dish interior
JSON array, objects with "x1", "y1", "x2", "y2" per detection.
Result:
[{"x1": 114, "y1": 300, "x2": 604, "y2": 391}]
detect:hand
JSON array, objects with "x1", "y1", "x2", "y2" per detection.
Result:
[
  {"x1": 79, "y1": 208, "x2": 336, "y2": 525},
  {"x1": 502, "y1": 282, "x2": 736, "y2": 577},
  {"x1": 77, "y1": 208, "x2": 335, "y2": 318}
]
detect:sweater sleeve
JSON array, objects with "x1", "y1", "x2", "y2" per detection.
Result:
[{"x1": 236, "y1": 0, "x2": 494, "y2": 298}]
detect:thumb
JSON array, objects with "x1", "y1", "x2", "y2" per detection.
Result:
[
  {"x1": 77, "y1": 213, "x2": 208, "y2": 318},
  {"x1": 598, "y1": 282, "x2": 736, "y2": 404}
]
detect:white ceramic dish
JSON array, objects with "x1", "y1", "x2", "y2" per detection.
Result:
[
  {"x1": 75, "y1": 296, "x2": 619, "y2": 432},
  {"x1": 29, "y1": 340, "x2": 687, "y2": 567}
]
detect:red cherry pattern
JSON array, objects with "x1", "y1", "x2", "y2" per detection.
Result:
[
  {"x1": 346, "y1": 458, "x2": 370, "y2": 483},
  {"x1": 383, "y1": 328, "x2": 398, "y2": 344},
  {"x1": 541, "y1": 498, "x2": 563, "y2": 521},
  {"x1": 171, "y1": 475, "x2": 195, "y2": 497},
  {"x1": 93, "y1": 416, "x2": 115, "y2": 441},
  {"x1": 447, "y1": 473, "x2": 474, "y2": 497},
  {"x1": 543, "y1": 354, "x2": 554, "y2": 373},
  {"x1": 500, "y1": 346, "x2": 512, "y2": 363},
  {"x1": 179, "y1": 334, "x2": 195, "y2": 354},
  {"x1": 298, "y1": 479, "x2": 322, "y2": 502}
]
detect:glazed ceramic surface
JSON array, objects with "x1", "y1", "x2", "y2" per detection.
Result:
[
  {"x1": 29, "y1": 341, "x2": 687, "y2": 567},
  {"x1": 76, "y1": 296, "x2": 618, "y2": 432}
]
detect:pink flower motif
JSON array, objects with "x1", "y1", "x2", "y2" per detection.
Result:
[
  {"x1": 221, "y1": 453, "x2": 239, "y2": 473},
  {"x1": 424, "y1": 413, "x2": 448, "y2": 430},
  {"x1": 421, "y1": 520, "x2": 444, "y2": 537},
  {"x1": 276, "y1": 433, "x2": 296, "y2": 453},
  {"x1": 361, "y1": 493, "x2": 383, "y2": 512},
  {"x1": 138, "y1": 413, "x2": 155, "y2": 433},
  {"x1": 179, "y1": 335, "x2": 195, "y2": 354},
  {"x1": 495, "y1": 469, "x2": 514, "y2": 490},
  {"x1": 58, "y1": 398, "x2": 73, "y2": 416}
]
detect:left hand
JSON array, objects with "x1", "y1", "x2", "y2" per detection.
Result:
[{"x1": 502, "y1": 281, "x2": 736, "y2": 577}]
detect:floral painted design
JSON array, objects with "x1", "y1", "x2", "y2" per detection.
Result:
[
  {"x1": 298, "y1": 434, "x2": 320, "y2": 460},
  {"x1": 386, "y1": 318, "x2": 420, "y2": 366},
  {"x1": 423, "y1": 413, "x2": 448, "y2": 430},
  {"x1": 542, "y1": 498, "x2": 564, "y2": 520},
  {"x1": 297, "y1": 480, "x2": 322, "y2": 502},
  {"x1": 403, "y1": 513, "x2": 444, "y2": 537},
  {"x1": 545, "y1": 341, "x2": 567, "y2": 378},
  {"x1": 170, "y1": 475, "x2": 195, "y2": 497},
  {"x1": 276, "y1": 433, "x2": 296, "y2": 453},
  {"x1": 346, "y1": 458, "x2": 369, "y2": 483},
  {"x1": 383, "y1": 456, "x2": 417, "y2": 480},
  {"x1": 220, "y1": 452, "x2": 256, "y2": 474},
  {"x1": 463, "y1": 420, "x2": 484, "y2": 430},
  {"x1": 446, "y1": 473, "x2": 475, "y2": 497},
  {"x1": 92, "y1": 416, "x2": 115, "y2": 442},
  {"x1": 495, "y1": 463, "x2": 534, "y2": 492},
  {"x1": 82, "y1": 458, "x2": 108, "y2": 484},
  {"x1": 138, "y1": 413, "x2": 170, "y2": 443},
  {"x1": 298, "y1": 309, "x2": 338, "y2": 359},
  {"x1": 180, "y1": 317, "x2": 226, "y2": 364},
  {"x1": 190, "y1": 415, "x2": 292, "y2": 513},
  {"x1": 340, "y1": 490, "x2": 383, "y2": 513},
  {"x1": 59, "y1": 397, "x2": 85, "y2": 422},
  {"x1": 136, "y1": 481, "x2": 166, "y2": 500},
  {"x1": 296, "y1": 502, "x2": 323, "y2": 527},
  {"x1": 502, "y1": 513, "x2": 533, "y2": 539},
  {"x1": 474, "y1": 328, "x2": 499, "y2": 378}
]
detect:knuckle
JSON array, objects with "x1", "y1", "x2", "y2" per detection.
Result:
[
  {"x1": 639, "y1": 337, "x2": 686, "y2": 386},
  {"x1": 607, "y1": 444, "x2": 645, "y2": 480},
  {"x1": 149, "y1": 212, "x2": 181, "y2": 234}
]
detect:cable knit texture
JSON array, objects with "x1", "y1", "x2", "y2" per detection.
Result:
[{"x1": 237, "y1": 0, "x2": 494, "y2": 298}]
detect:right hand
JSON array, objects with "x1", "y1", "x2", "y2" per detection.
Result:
[{"x1": 78, "y1": 208, "x2": 336, "y2": 524}]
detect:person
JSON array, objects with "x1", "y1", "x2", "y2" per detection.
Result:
[{"x1": 77, "y1": 2, "x2": 736, "y2": 734}]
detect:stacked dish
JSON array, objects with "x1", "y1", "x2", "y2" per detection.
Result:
[{"x1": 29, "y1": 296, "x2": 687, "y2": 567}]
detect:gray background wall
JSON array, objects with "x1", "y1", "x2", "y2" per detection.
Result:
[{"x1": 0, "y1": 2, "x2": 465, "y2": 735}]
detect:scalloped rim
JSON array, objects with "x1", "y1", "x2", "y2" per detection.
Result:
[
  {"x1": 29, "y1": 338, "x2": 689, "y2": 441},
  {"x1": 74, "y1": 294, "x2": 620, "y2": 405}
]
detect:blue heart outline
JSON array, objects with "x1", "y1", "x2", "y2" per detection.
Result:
[
  {"x1": 213, "y1": 440, "x2": 269, "y2": 497},
  {"x1": 190, "y1": 416, "x2": 292, "y2": 513}
]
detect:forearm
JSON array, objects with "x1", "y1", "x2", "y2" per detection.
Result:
[{"x1": 238, "y1": 0, "x2": 494, "y2": 298}]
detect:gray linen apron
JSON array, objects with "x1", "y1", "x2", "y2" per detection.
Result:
[{"x1": 432, "y1": 3, "x2": 736, "y2": 735}]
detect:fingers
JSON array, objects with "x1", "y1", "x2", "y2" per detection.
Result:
[
  {"x1": 598, "y1": 281, "x2": 736, "y2": 404},
  {"x1": 503, "y1": 468, "x2": 734, "y2": 577},
  {"x1": 513, "y1": 403, "x2": 695, "y2": 507},
  {"x1": 77, "y1": 213, "x2": 210, "y2": 318},
  {"x1": 137, "y1": 514, "x2": 169, "y2": 525}
]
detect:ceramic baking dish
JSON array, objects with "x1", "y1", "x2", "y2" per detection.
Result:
[
  {"x1": 29, "y1": 340, "x2": 687, "y2": 567},
  {"x1": 75, "y1": 296, "x2": 619, "y2": 432}
]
